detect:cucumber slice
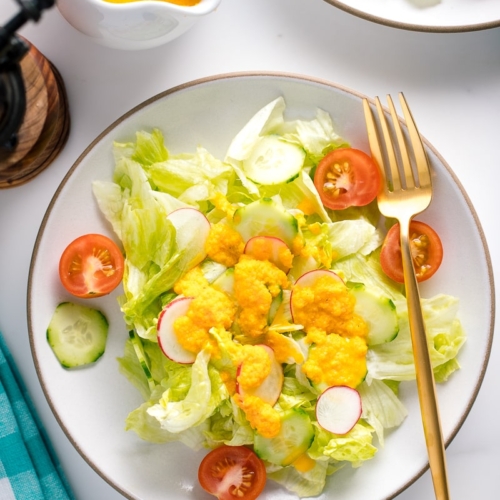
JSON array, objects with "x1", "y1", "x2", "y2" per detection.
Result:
[
  {"x1": 200, "y1": 260, "x2": 227, "y2": 283},
  {"x1": 267, "y1": 291, "x2": 283, "y2": 325},
  {"x1": 212, "y1": 267, "x2": 235, "y2": 295},
  {"x1": 254, "y1": 409, "x2": 314, "y2": 466},
  {"x1": 129, "y1": 329, "x2": 155, "y2": 391},
  {"x1": 233, "y1": 198, "x2": 299, "y2": 249},
  {"x1": 243, "y1": 135, "x2": 306, "y2": 185},
  {"x1": 47, "y1": 302, "x2": 108, "y2": 369},
  {"x1": 351, "y1": 283, "x2": 399, "y2": 346}
]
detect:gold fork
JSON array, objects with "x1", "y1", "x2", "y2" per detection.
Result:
[{"x1": 363, "y1": 93, "x2": 450, "y2": 500}]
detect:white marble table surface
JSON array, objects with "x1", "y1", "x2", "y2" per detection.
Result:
[{"x1": 1, "y1": 0, "x2": 499, "y2": 498}]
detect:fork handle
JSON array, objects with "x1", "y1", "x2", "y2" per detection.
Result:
[{"x1": 400, "y1": 220, "x2": 450, "y2": 500}]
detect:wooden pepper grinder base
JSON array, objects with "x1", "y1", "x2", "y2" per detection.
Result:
[{"x1": 0, "y1": 38, "x2": 70, "y2": 188}]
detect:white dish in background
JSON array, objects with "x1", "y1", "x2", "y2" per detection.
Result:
[
  {"x1": 56, "y1": 0, "x2": 222, "y2": 50},
  {"x1": 28, "y1": 73, "x2": 494, "y2": 500},
  {"x1": 324, "y1": 0, "x2": 500, "y2": 32}
]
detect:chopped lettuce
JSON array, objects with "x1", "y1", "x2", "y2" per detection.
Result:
[
  {"x1": 113, "y1": 129, "x2": 168, "y2": 166},
  {"x1": 308, "y1": 422, "x2": 377, "y2": 466},
  {"x1": 366, "y1": 295, "x2": 466, "y2": 382},
  {"x1": 204, "y1": 400, "x2": 254, "y2": 447},
  {"x1": 126, "y1": 401, "x2": 209, "y2": 450},
  {"x1": 358, "y1": 380, "x2": 408, "y2": 445},
  {"x1": 147, "y1": 349, "x2": 227, "y2": 433},
  {"x1": 148, "y1": 147, "x2": 233, "y2": 210},
  {"x1": 225, "y1": 96, "x2": 348, "y2": 197},
  {"x1": 92, "y1": 97, "x2": 466, "y2": 499},
  {"x1": 266, "y1": 459, "x2": 330, "y2": 498},
  {"x1": 334, "y1": 250, "x2": 405, "y2": 300}
]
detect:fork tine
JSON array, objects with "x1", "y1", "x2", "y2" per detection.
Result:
[
  {"x1": 399, "y1": 92, "x2": 432, "y2": 189},
  {"x1": 362, "y1": 98, "x2": 387, "y2": 184},
  {"x1": 374, "y1": 96, "x2": 402, "y2": 192},
  {"x1": 387, "y1": 94, "x2": 415, "y2": 190}
]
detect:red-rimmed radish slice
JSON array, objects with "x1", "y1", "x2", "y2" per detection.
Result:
[
  {"x1": 232, "y1": 198, "x2": 299, "y2": 249},
  {"x1": 157, "y1": 297, "x2": 196, "y2": 364},
  {"x1": 316, "y1": 386, "x2": 362, "y2": 435},
  {"x1": 236, "y1": 345, "x2": 283, "y2": 406},
  {"x1": 167, "y1": 208, "x2": 211, "y2": 269},
  {"x1": 244, "y1": 236, "x2": 292, "y2": 273},
  {"x1": 290, "y1": 269, "x2": 344, "y2": 321},
  {"x1": 293, "y1": 268, "x2": 343, "y2": 288},
  {"x1": 287, "y1": 255, "x2": 320, "y2": 282}
]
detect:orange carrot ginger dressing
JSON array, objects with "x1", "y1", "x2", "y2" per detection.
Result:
[{"x1": 104, "y1": 0, "x2": 200, "y2": 5}]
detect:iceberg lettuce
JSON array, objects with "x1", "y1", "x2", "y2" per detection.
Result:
[
  {"x1": 358, "y1": 379, "x2": 408, "y2": 445},
  {"x1": 366, "y1": 295, "x2": 466, "y2": 382},
  {"x1": 266, "y1": 459, "x2": 329, "y2": 498},
  {"x1": 225, "y1": 96, "x2": 348, "y2": 197},
  {"x1": 147, "y1": 349, "x2": 227, "y2": 433},
  {"x1": 308, "y1": 422, "x2": 377, "y2": 466},
  {"x1": 112, "y1": 129, "x2": 168, "y2": 166},
  {"x1": 148, "y1": 147, "x2": 234, "y2": 210},
  {"x1": 126, "y1": 401, "x2": 209, "y2": 450}
]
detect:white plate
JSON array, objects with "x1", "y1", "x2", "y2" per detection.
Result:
[
  {"x1": 28, "y1": 73, "x2": 494, "y2": 500},
  {"x1": 324, "y1": 0, "x2": 500, "y2": 32}
]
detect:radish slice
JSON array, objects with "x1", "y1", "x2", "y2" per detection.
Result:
[
  {"x1": 244, "y1": 236, "x2": 292, "y2": 273},
  {"x1": 157, "y1": 297, "x2": 196, "y2": 364},
  {"x1": 290, "y1": 269, "x2": 344, "y2": 322},
  {"x1": 167, "y1": 208, "x2": 211, "y2": 269},
  {"x1": 236, "y1": 345, "x2": 283, "y2": 406},
  {"x1": 293, "y1": 268, "x2": 343, "y2": 288},
  {"x1": 315, "y1": 386, "x2": 362, "y2": 435}
]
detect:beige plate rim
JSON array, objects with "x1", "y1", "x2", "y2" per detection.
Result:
[{"x1": 322, "y1": 0, "x2": 500, "y2": 33}]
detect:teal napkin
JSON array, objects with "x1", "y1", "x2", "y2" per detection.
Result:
[{"x1": 0, "y1": 331, "x2": 74, "y2": 500}]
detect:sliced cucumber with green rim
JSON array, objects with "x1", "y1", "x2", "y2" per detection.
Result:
[
  {"x1": 129, "y1": 329, "x2": 155, "y2": 391},
  {"x1": 243, "y1": 135, "x2": 306, "y2": 185},
  {"x1": 267, "y1": 291, "x2": 283, "y2": 325},
  {"x1": 47, "y1": 302, "x2": 108, "y2": 369},
  {"x1": 212, "y1": 267, "x2": 235, "y2": 296},
  {"x1": 254, "y1": 409, "x2": 314, "y2": 466},
  {"x1": 351, "y1": 283, "x2": 399, "y2": 346},
  {"x1": 232, "y1": 198, "x2": 299, "y2": 249}
]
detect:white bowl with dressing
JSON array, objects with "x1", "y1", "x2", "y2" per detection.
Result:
[{"x1": 56, "y1": 0, "x2": 221, "y2": 50}]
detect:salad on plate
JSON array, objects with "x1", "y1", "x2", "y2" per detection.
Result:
[{"x1": 84, "y1": 97, "x2": 465, "y2": 499}]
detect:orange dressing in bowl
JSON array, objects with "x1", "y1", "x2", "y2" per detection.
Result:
[{"x1": 104, "y1": 0, "x2": 201, "y2": 5}]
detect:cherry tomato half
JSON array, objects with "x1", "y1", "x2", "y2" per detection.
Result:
[
  {"x1": 313, "y1": 148, "x2": 381, "y2": 210},
  {"x1": 380, "y1": 220, "x2": 443, "y2": 283},
  {"x1": 198, "y1": 445, "x2": 266, "y2": 500},
  {"x1": 59, "y1": 234, "x2": 125, "y2": 298}
]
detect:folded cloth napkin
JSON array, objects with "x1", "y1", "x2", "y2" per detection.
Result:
[{"x1": 0, "y1": 331, "x2": 75, "y2": 500}]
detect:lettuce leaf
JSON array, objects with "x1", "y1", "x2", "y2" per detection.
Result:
[
  {"x1": 112, "y1": 129, "x2": 168, "y2": 166},
  {"x1": 366, "y1": 294, "x2": 466, "y2": 382},
  {"x1": 333, "y1": 250, "x2": 405, "y2": 300},
  {"x1": 328, "y1": 219, "x2": 383, "y2": 260},
  {"x1": 358, "y1": 380, "x2": 408, "y2": 445},
  {"x1": 204, "y1": 400, "x2": 254, "y2": 447},
  {"x1": 266, "y1": 459, "x2": 329, "y2": 498},
  {"x1": 308, "y1": 422, "x2": 377, "y2": 466},
  {"x1": 126, "y1": 401, "x2": 208, "y2": 449},
  {"x1": 148, "y1": 147, "x2": 233, "y2": 210},
  {"x1": 147, "y1": 349, "x2": 227, "y2": 433},
  {"x1": 225, "y1": 96, "x2": 348, "y2": 197}
]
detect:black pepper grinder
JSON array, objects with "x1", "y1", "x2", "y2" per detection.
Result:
[{"x1": 0, "y1": 0, "x2": 70, "y2": 188}]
